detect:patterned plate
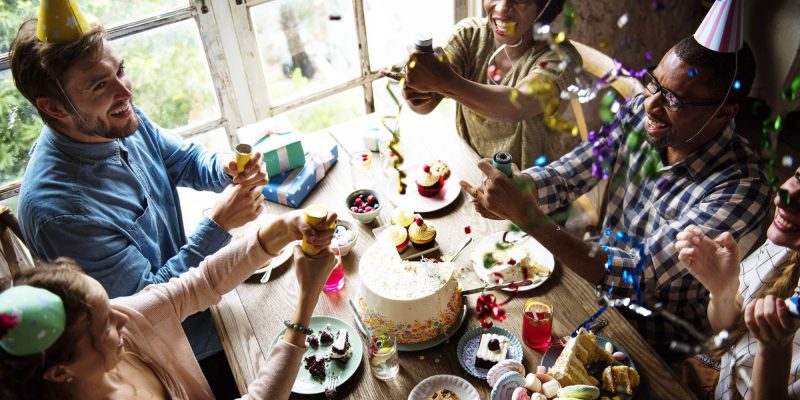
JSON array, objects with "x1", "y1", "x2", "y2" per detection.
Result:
[
  {"x1": 408, "y1": 375, "x2": 481, "y2": 400},
  {"x1": 456, "y1": 326, "x2": 523, "y2": 379}
]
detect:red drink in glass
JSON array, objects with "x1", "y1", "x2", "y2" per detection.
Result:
[
  {"x1": 323, "y1": 248, "x2": 345, "y2": 292},
  {"x1": 523, "y1": 298, "x2": 553, "y2": 351}
]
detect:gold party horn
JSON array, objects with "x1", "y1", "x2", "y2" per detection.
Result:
[
  {"x1": 301, "y1": 204, "x2": 334, "y2": 256},
  {"x1": 234, "y1": 143, "x2": 252, "y2": 173}
]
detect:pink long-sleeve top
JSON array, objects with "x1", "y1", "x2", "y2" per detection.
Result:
[{"x1": 111, "y1": 230, "x2": 304, "y2": 399}]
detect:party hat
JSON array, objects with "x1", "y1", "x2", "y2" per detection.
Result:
[
  {"x1": 35, "y1": 0, "x2": 92, "y2": 43},
  {"x1": 0, "y1": 286, "x2": 66, "y2": 357},
  {"x1": 694, "y1": 0, "x2": 743, "y2": 53}
]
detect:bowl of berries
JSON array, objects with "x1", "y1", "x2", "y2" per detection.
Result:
[{"x1": 346, "y1": 189, "x2": 383, "y2": 224}]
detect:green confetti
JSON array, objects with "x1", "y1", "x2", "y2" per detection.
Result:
[
  {"x1": 775, "y1": 116, "x2": 783, "y2": 131},
  {"x1": 564, "y1": 3, "x2": 575, "y2": 32}
]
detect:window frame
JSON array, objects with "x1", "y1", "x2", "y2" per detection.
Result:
[{"x1": 0, "y1": 0, "x2": 468, "y2": 201}]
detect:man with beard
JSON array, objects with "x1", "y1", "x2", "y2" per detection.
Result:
[
  {"x1": 10, "y1": 17, "x2": 264, "y2": 397},
  {"x1": 462, "y1": 36, "x2": 770, "y2": 359}
]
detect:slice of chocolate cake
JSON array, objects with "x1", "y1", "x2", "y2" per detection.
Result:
[
  {"x1": 329, "y1": 329, "x2": 352, "y2": 361},
  {"x1": 306, "y1": 334, "x2": 319, "y2": 348},
  {"x1": 474, "y1": 333, "x2": 510, "y2": 369},
  {"x1": 303, "y1": 355, "x2": 327, "y2": 380},
  {"x1": 319, "y1": 330, "x2": 334, "y2": 346}
]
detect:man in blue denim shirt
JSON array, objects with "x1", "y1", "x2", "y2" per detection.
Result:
[{"x1": 10, "y1": 19, "x2": 265, "y2": 397}]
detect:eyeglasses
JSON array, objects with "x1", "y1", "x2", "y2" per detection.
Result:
[{"x1": 643, "y1": 69, "x2": 725, "y2": 112}]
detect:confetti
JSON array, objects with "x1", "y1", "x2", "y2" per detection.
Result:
[
  {"x1": 464, "y1": 225, "x2": 472, "y2": 234},
  {"x1": 616, "y1": 14, "x2": 629, "y2": 28},
  {"x1": 688, "y1": 68, "x2": 698, "y2": 78},
  {"x1": 599, "y1": 39, "x2": 610, "y2": 49},
  {"x1": 733, "y1": 79, "x2": 741, "y2": 90},
  {"x1": 563, "y1": 3, "x2": 576, "y2": 32},
  {"x1": 328, "y1": 15, "x2": 341, "y2": 21},
  {"x1": 782, "y1": 155, "x2": 794, "y2": 168},
  {"x1": 645, "y1": 51, "x2": 653, "y2": 62},
  {"x1": 534, "y1": 155, "x2": 548, "y2": 166}
]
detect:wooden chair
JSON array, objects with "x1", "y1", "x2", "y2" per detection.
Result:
[
  {"x1": 563, "y1": 40, "x2": 644, "y2": 236},
  {"x1": 0, "y1": 206, "x2": 34, "y2": 280}
]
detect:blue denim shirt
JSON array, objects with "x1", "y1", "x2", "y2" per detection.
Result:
[{"x1": 19, "y1": 107, "x2": 232, "y2": 359}]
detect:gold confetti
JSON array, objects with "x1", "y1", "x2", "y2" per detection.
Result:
[
  {"x1": 408, "y1": 60, "x2": 416, "y2": 69},
  {"x1": 555, "y1": 31, "x2": 566, "y2": 44},
  {"x1": 599, "y1": 39, "x2": 609, "y2": 49},
  {"x1": 506, "y1": 22, "x2": 517, "y2": 36}
]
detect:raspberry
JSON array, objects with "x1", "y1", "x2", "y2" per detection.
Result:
[
  {"x1": 354, "y1": 198, "x2": 363, "y2": 206},
  {"x1": 367, "y1": 195, "x2": 376, "y2": 204}
]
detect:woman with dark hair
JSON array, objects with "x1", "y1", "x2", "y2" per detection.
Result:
[
  {"x1": 0, "y1": 210, "x2": 336, "y2": 400},
  {"x1": 676, "y1": 168, "x2": 800, "y2": 399},
  {"x1": 386, "y1": 0, "x2": 579, "y2": 169}
]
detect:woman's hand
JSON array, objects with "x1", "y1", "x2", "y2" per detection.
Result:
[
  {"x1": 283, "y1": 209, "x2": 336, "y2": 247},
  {"x1": 404, "y1": 48, "x2": 457, "y2": 94},
  {"x1": 676, "y1": 225, "x2": 740, "y2": 298},
  {"x1": 460, "y1": 159, "x2": 544, "y2": 228},
  {"x1": 746, "y1": 295, "x2": 800, "y2": 351},
  {"x1": 223, "y1": 151, "x2": 268, "y2": 187}
]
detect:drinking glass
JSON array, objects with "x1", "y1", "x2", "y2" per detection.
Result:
[
  {"x1": 367, "y1": 332, "x2": 399, "y2": 380},
  {"x1": 323, "y1": 248, "x2": 345, "y2": 292},
  {"x1": 350, "y1": 150, "x2": 375, "y2": 190},
  {"x1": 522, "y1": 298, "x2": 553, "y2": 351}
]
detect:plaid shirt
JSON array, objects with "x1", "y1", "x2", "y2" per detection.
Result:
[{"x1": 524, "y1": 94, "x2": 771, "y2": 350}]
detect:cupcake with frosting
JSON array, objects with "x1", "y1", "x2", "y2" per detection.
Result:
[
  {"x1": 390, "y1": 207, "x2": 416, "y2": 228},
  {"x1": 386, "y1": 225, "x2": 410, "y2": 254},
  {"x1": 408, "y1": 216, "x2": 436, "y2": 250},
  {"x1": 416, "y1": 164, "x2": 444, "y2": 198}
]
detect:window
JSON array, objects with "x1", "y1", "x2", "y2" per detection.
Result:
[{"x1": 0, "y1": 0, "x2": 463, "y2": 199}]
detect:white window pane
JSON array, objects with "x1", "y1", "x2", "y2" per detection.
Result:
[
  {"x1": 0, "y1": 1, "x2": 191, "y2": 51},
  {"x1": 371, "y1": 78, "x2": 456, "y2": 118},
  {"x1": 113, "y1": 19, "x2": 220, "y2": 129},
  {"x1": 364, "y1": 0, "x2": 455, "y2": 69},
  {"x1": 183, "y1": 127, "x2": 232, "y2": 153},
  {"x1": 283, "y1": 88, "x2": 366, "y2": 134},
  {"x1": 0, "y1": 70, "x2": 41, "y2": 187},
  {"x1": 250, "y1": 0, "x2": 361, "y2": 104}
]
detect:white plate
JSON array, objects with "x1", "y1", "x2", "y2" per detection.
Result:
[
  {"x1": 252, "y1": 240, "x2": 295, "y2": 275},
  {"x1": 408, "y1": 375, "x2": 480, "y2": 400},
  {"x1": 471, "y1": 231, "x2": 554, "y2": 291},
  {"x1": 390, "y1": 164, "x2": 460, "y2": 214}
]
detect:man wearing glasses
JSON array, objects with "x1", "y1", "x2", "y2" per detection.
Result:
[{"x1": 464, "y1": 36, "x2": 770, "y2": 359}]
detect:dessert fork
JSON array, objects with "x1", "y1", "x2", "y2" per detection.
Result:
[
  {"x1": 324, "y1": 374, "x2": 338, "y2": 399},
  {"x1": 553, "y1": 318, "x2": 609, "y2": 347}
]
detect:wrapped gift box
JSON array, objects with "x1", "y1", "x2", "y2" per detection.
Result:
[
  {"x1": 252, "y1": 131, "x2": 306, "y2": 178},
  {"x1": 262, "y1": 143, "x2": 338, "y2": 208}
]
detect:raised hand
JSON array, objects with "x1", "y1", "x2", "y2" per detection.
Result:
[
  {"x1": 208, "y1": 183, "x2": 264, "y2": 231},
  {"x1": 404, "y1": 48, "x2": 456, "y2": 94},
  {"x1": 461, "y1": 159, "x2": 541, "y2": 228},
  {"x1": 223, "y1": 151, "x2": 268, "y2": 187},
  {"x1": 745, "y1": 295, "x2": 800, "y2": 350},
  {"x1": 675, "y1": 225, "x2": 740, "y2": 298}
]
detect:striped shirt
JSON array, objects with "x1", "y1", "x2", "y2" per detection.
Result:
[
  {"x1": 716, "y1": 241, "x2": 800, "y2": 400},
  {"x1": 524, "y1": 94, "x2": 771, "y2": 351}
]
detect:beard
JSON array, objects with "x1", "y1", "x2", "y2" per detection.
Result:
[
  {"x1": 645, "y1": 132, "x2": 670, "y2": 149},
  {"x1": 71, "y1": 101, "x2": 139, "y2": 139}
]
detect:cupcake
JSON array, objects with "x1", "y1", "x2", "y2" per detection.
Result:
[
  {"x1": 430, "y1": 160, "x2": 451, "y2": 181},
  {"x1": 408, "y1": 216, "x2": 436, "y2": 250},
  {"x1": 390, "y1": 207, "x2": 415, "y2": 228},
  {"x1": 416, "y1": 164, "x2": 444, "y2": 198},
  {"x1": 386, "y1": 225, "x2": 410, "y2": 254}
]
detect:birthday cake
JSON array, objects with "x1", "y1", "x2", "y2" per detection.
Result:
[{"x1": 357, "y1": 239, "x2": 462, "y2": 344}]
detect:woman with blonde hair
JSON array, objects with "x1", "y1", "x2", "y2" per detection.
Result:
[
  {"x1": 676, "y1": 168, "x2": 800, "y2": 399},
  {"x1": 0, "y1": 209, "x2": 336, "y2": 400}
]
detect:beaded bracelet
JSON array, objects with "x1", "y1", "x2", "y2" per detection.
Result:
[{"x1": 284, "y1": 320, "x2": 313, "y2": 335}]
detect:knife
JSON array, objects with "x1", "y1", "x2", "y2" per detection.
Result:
[
  {"x1": 461, "y1": 279, "x2": 533, "y2": 296},
  {"x1": 347, "y1": 299, "x2": 371, "y2": 339}
]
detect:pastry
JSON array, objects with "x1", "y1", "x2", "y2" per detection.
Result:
[
  {"x1": 329, "y1": 329, "x2": 352, "y2": 361},
  {"x1": 428, "y1": 389, "x2": 460, "y2": 400},
  {"x1": 319, "y1": 330, "x2": 334, "y2": 346},
  {"x1": 408, "y1": 217, "x2": 436, "y2": 250},
  {"x1": 601, "y1": 365, "x2": 640, "y2": 396},
  {"x1": 511, "y1": 387, "x2": 531, "y2": 400},
  {"x1": 490, "y1": 371, "x2": 525, "y2": 400},
  {"x1": 430, "y1": 160, "x2": 451, "y2": 180},
  {"x1": 390, "y1": 207, "x2": 416, "y2": 228},
  {"x1": 303, "y1": 355, "x2": 326, "y2": 380},
  {"x1": 357, "y1": 238, "x2": 461, "y2": 344},
  {"x1": 547, "y1": 328, "x2": 619, "y2": 387},
  {"x1": 306, "y1": 334, "x2": 319, "y2": 348},
  {"x1": 416, "y1": 164, "x2": 444, "y2": 197},
  {"x1": 487, "y1": 359, "x2": 525, "y2": 387},
  {"x1": 386, "y1": 225, "x2": 410, "y2": 254},
  {"x1": 475, "y1": 333, "x2": 510, "y2": 369}
]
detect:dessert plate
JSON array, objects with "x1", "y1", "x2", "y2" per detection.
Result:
[
  {"x1": 471, "y1": 231, "x2": 555, "y2": 292},
  {"x1": 354, "y1": 302, "x2": 468, "y2": 352},
  {"x1": 408, "y1": 375, "x2": 480, "y2": 400},
  {"x1": 457, "y1": 326, "x2": 523, "y2": 379},
  {"x1": 269, "y1": 316, "x2": 363, "y2": 395},
  {"x1": 389, "y1": 164, "x2": 461, "y2": 214}
]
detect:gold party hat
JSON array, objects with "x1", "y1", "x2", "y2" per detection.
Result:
[{"x1": 35, "y1": 0, "x2": 92, "y2": 43}]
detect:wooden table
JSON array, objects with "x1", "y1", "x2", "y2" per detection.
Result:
[{"x1": 184, "y1": 109, "x2": 694, "y2": 399}]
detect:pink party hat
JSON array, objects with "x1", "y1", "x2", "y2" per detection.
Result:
[{"x1": 694, "y1": 0, "x2": 743, "y2": 53}]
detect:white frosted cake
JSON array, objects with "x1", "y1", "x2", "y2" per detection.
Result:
[{"x1": 357, "y1": 239, "x2": 462, "y2": 344}]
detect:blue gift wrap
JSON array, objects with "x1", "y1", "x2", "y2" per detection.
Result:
[{"x1": 263, "y1": 143, "x2": 338, "y2": 208}]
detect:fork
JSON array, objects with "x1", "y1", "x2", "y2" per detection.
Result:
[
  {"x1": 324, "y1": 374, "x2": 338, "y2": 399},
  {"x1": 552, "y1": 318, "x2": 609, "y2": 347}
]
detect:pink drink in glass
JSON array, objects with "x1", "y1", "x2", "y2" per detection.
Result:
[
  {"x1": 323, "y1": 248, "x2": 344, "y2": 292},
  {"x1": 522, "y1": 298, "x2": 553, "y2": 351}
]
